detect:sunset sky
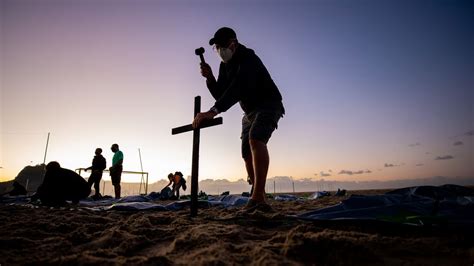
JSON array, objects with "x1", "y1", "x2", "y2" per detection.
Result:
[{"x1": 1, "y1": 0, "x2": 473, "y2": 184}]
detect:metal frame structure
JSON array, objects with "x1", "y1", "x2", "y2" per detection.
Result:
[{"x1": 75, "y1": 168, "x2": 149, "y2": 195}]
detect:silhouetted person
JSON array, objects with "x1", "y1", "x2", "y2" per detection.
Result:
[
  {"x1": 109, "y1": 144, "x2": 123, "y2": 199},
  {"x1": 34, "y1": 161, "x2": 90, "y2": 205},
  {"x1": 84, "y1": 148, "x2": 106, "y2": 198},
  {"x1": 193, "y1": 27, "x2": 284, "y2": 212},
  {"x1": 163, "y1": 172, "x2": 187, "y2": 199}
]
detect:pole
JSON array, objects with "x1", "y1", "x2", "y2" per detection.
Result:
[
  {"x1": 145, "y1": 173, "x2": 149, "y2": 194},
  {"x1": 190, "y1": 96, "x2": 201, "y2": 217},
  {"x1": 138, "y1": 148, "x2": 144, "y2": 195},
  {"x1": 42, "y1": 132, "x2": 50, "y2": 165},
  {"x1": 39, "y1": 132, "x2": 50, "y2": 183}
]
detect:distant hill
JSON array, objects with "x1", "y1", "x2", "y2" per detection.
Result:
[{"x1": 0, "y1": 164, "x2": 46, "y2": 195}]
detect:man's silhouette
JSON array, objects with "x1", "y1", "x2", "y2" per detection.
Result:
[
  {"x1": 193, "y1": 27, "x2": 284, "y2": 212},
  {"x1": 84, "y1": 148, "x2": 106, "y2": 198},
  {"x1": 110, "y1": 144, "x2": 123, "y2": 199}
]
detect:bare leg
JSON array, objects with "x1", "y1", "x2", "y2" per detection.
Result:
[
  {"x1": 249, "y1": 139, "x2": 269, "y2": 202},
  {"x1": 114, "y1": 184, "x2": 121, "y2": 199},
  {"x1": 244, "y1": 154, "x2": 255, "y2": 195},
  {"x1": 94, "y1": 180, "x2": 100, "y2": 196}
]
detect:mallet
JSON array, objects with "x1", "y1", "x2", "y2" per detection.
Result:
[{"x1": 195, "y1": 47, "x2": 206, "y2": 63}]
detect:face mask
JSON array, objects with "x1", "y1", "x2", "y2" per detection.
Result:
[{"x1": 218, "y1": 44, "x2": 234, "y2": 63}]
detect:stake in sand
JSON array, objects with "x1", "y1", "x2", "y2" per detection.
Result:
[{"x1": 172, "y1": 96, "x2": 223, "y2": 217}]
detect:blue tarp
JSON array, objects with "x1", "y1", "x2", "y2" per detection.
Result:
[
  {"x1": 88, "y1": 200, "x2": 212, "y2": 211},
  {"x1": 0, "y1": 195, "x2": 30, "y2": 204},
  {"x1": 0, "y1": 192, "x2": 250, "y2": 211},
  {"x1": 309, "y1": 191, "x2": 331, "y2": 199},
  {"x1": 208, "y1": 195, "x2": 249, "y2": 207},
  {"x1": 298, "y1": 185, "x2": 474, "y2": 226},
  {"x1": 274, "y1": 194, "x2": 300, "y2": 201},
  {"x1": 86, "y1": 196, "x2": 247, "y2": 211}
]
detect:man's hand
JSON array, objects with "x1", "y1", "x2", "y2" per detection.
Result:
[
  {"x1": 192, "y1": 111, "x2": 217, "y2": 129},
  {"x1": 200, "y1": 63, "x2": 214, "y2": 80}
]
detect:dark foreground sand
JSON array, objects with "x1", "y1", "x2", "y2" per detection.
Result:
[{"x1": 1, "y1": 190, "x2": 473, "y2": 265}]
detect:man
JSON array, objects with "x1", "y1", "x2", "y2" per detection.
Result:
[
  {"x1": 193, "y1": 27, "x2": 284, "y2": 212},
  {"x1": 34, "y1": 161, "x2": 90, "y2": 205},
  {"x1": 84, "y1": 148, "x2": 107, "y2": 198},
  {"x1": 109, "y1": 143, "x2": 123, "y2": 199}
]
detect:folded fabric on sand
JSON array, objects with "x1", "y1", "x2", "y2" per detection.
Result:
[
  {"x1": 274, "y1": 194, "x2": 300, "y2": 201},
  {"x1": 208, "y1": 195, "x2": 249, "y2": 207},
  {"x1": 86, "y1": 196, "x2": 250, "y2": 211},
  {"x1": 298, "y1": 184, "x2": 474, "y2": 227},
  {"x1": 309, "y1": 191, "x2": 331, "y2": 199}
]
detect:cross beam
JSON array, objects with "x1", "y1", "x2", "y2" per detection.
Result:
[{"x1": 171, "y1": 96, "x2": 222, "y2": 217}]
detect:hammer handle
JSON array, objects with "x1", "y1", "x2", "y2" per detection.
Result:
[{"x1": 199, "y1": 54, "x2": 206, "y2": 63}]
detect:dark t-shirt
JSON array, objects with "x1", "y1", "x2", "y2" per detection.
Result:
[{"x1": 92, "y1": 155, "x2": 106, "y2": 171}]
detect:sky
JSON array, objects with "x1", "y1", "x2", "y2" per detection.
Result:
[{"x1": 1, "y1": 0, "x2": 473, "y2": 184}]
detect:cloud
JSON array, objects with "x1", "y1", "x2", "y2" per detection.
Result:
[
  {"x1": 313, "y1": 173, "x2": 318, "y2": 176},
  {"x1": 465, "y1": 130, "x2": 474, "y2": 136},
  {"x1": 408, "y1": 142, "x2": 421, "y2": 147},
  {"x1": 416, "y1": 163, "x2": 424, "y2": 167},
  {"x1": 320, "y1": 171, "x2": 331, "y2": 177},
  {"x1": 338, "y1": 169, "x2": 371, "y2": 175},
  {"x1": 425, "y1": 152, "x2": 431, "y2": 155},
  {"x1": 453, "y1": 141, "x2": 464, "y2": 146},
  {"x1": 435, "y1": 155, "x2": 454, "y2": 160},
  {"x1": 384, "y1": 163, "x2": 399, "y2": 167},
  {"x1": 328, "y1": 169, "x2": 333, "y2": 173}
]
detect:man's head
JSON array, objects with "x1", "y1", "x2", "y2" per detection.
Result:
[
  {"x1": 209, "y1": 27, "x2": 238, "y2": 63},
  {"x1": 111, "y1": 144, "x2": 119, "y2": 153},
  {"x1": 46, "y1": 161, "x2": 61, "y2": 172},
  {"x1": 95, "y1": 148, "x2": 102, "y2": 155}
]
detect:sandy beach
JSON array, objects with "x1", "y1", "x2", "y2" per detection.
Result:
[{"x1": 1, "y1": 190, "x2": 473, "y2": 265}]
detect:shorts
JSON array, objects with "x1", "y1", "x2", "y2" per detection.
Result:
[
  {"x1": 241, "y1": 109, "x2": 283, "y2": 159},
  {"x1": 110, "y1": 165, "x2": 123, "y2": 185}
]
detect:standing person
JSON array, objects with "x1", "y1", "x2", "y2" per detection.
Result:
[
  {"x1": 84, "y1": 148, "x2": 106, "y2": 198},
  {"x1": 193, "y1": 27, "x2": 285, "y2": 212},
  {"x1": 109, "y1": 143, "x2": 123, "y2": 199}
]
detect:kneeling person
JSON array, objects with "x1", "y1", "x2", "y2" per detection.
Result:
[{"x1": 35, "y1": 161, "x2": 90, "y2": 205}]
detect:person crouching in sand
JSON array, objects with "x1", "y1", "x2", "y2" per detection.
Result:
[
  {"x1": 163, "y1": 172, "x2": 187, "y2": 199},
  {"x1": 33, "y1": 161, "x2": 90, "y2": 206}
]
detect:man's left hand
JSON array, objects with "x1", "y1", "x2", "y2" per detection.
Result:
[{"x1": 192, "y1": 111, "x2": 217, "y2": 129}]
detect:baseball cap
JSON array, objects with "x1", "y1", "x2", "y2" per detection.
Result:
[{"x1": 209, "y1": 27, "x2": 237, "y2": 46}]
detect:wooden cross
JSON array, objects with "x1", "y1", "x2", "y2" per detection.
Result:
[{"x1": 172, "y1": 96, "x2": 223, "y2": 217}]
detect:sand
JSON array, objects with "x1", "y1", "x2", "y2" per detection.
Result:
[{"x1": 1, "y1": 190, "x2": 473, "y2": 265}]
